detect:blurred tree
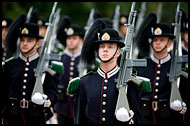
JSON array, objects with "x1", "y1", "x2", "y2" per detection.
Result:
[{"x1": 2, "y1": 2, "x2": 188, "y2": 28}]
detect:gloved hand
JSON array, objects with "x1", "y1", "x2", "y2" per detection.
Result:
[
  {"x1": 170, "y1": 100, "x2": 182, "y2": 111},
  {"x1": 44, "y1": 99, "x2": 51, "y2": 108},
  {"x1": 115, "y1": 107, "x2": 134, "y2": 122},
  {"x1": 179, "y1": 102, "x2": 187, "y2": 115},
  {"x1": 31, "y1": 92, "x2": 50, "y2": 106}
]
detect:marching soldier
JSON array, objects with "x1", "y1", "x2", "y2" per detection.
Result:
[
  {"x1": 73, "y1": 28, "x2": 143, "y2": 125},
  {"x1": 2, "y1": 17, "x2": 12, "y2": 61},
  {"x1": 54, "y1": 22, "x2": 84, "y2": 125},
  {"x1": 2, "y1": 23, "x2": 58, "y2": 125},
  {"x1": 136, "y1": 23, "x2": 188, "y2": 124},
  {"x1": 118, "y1": 14, "x2": 128, "y2": 41},
  {"x1": 181, "y1": 17, "x2": 188, "y2": 55}
]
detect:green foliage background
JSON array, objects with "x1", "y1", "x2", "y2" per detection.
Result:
[{"x1": 2, "y1": 2, "x2": 188, "y2": 28}]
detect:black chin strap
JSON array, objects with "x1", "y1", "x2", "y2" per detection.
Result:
[
  {"x1": 21, "y1": 41, "x2": 38, "y2": 55},
  {"x1": 98, "y1": 46, "x2": 119, "y2": 63},
  {"x1": 152, "y1": 41, "x2": 169, "y2": 53}
]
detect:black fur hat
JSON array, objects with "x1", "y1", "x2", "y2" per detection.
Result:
[
  {"x1": 6, "y1": 14, "x2": 26, "y2": 58},
  {"x1": 94, "y1": 28, "x2": 125, "y2": 48},
  {"x1": 80, "y1": 18, "x2": 106, "y2": 66},
  {"x1": 133, "y1": 12, "x2": 157, "y2": 59},
  {"x1": 19, "y1": 23, "x2": 44, "y2": 39},
  {"x1": 2, "y1": 18, "x2": 12, "y2": 28}
]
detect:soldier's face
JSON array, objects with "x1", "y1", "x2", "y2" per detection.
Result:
[
  {"x1": 152, "y1": 36, "x2": 171, "y2": 53},
  {"x1": 66, "y1": 35, "x2": 82, "y2": 51},
  {"x1": 98, "y1": 43, "x2": 120, "y2": 62},
  {"x1": 2, "y1": 27, "x2": 9, "y2": 44},
  {"x1": 20, "y1": 37, "x2": 40, "y2": 57},
  {"x1": 183, "y1": 30, "x2": 188, "y2": 44}
]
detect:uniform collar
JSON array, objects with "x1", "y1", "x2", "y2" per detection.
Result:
[
  {"x1": 151, "y1": 53, "x2": 171, "y2": 64},
  {"x1": 64, "y1": 49, "x2": 81, "y2": 58},
  {"x1": 19, "y1": 53, "x2": 39, "y2": 62},
  {"x1": 97, "y1": 65, "x2": 120, "y2": 79}
]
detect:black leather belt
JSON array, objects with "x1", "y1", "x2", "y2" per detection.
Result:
[
  {"x1": 141, "y1": 98, "x2": 171, "y2": 117},
  {"x1": 9, "y1": 97, "x2": 43, "y2": 109}
]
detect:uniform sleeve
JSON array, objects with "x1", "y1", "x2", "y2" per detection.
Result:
[
  {"x1": 127, "y1": 82, "x2": 144, "y2": 124},
  {"x1": 73, "y1": 79, "x2": 89, "y2": 125},
  {"x1": 43, "y1": 73, "x2": 58, "y2": 106}
]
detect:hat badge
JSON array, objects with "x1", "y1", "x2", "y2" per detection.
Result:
[
  {"x1": 37, "y1": 19, "x2": 43, "y2": 26},
  {"x1": 120, "y1": 16, "x2": 127, "y2": 24},
  {"x1": 67, "y1": 27, "x2": 74, "y2": 35},
  {"x1": 154, "y1": 27, "x2": 162, "y2": 35},
  {"x1": 2, "y1": 20, "x2": 7, "y2": 27},
  {"x1": 22, "y1": 27, "x2": 29, "y2": 34},
  {"x1": 102, "y1": 32, "x2": 110, "y2": 40}
]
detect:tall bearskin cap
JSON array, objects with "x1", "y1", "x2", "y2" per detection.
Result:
[
  {"x1": 133, "y1": 12, "x2": 157, "y2": 59},
  {"x1": 80, "y1": 18, "x2": 106, "y2": 66},
  {"x1": 6, "y1": 14, "x2": 26, "y2": 58}
]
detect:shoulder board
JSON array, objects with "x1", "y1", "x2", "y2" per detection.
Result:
[
  {"x1": 5, "y1": 57, "x2": 14, "y2": 63},
  {"x1": 2, "y1": 57, "x2": 14, "y2": 72},
  {"x1": 80, "y1": 71, "x2": 93, "y2": 79}
]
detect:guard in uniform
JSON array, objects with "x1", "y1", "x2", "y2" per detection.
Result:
[
  {"x1": 2, "y1": 18, "x2": 12, "y2": 61},
  {"x1": 2, "y1": 23, "x2": 58, "y2": 125},
  {"x1": 54, "y1": 24, "x2": 84, "y2": 125},
  {"x1": 181, "y1": 17, "x2": 188, "y2": 55},
  {"x1": 119, "y1": 14, "x2": 128, "y2": 41},
  {"x1": 73, "y1": 28, "x2": 143, "y2": 125},
  {"x1": 136, "y1": 23, "x2": 188, "y2": 124}
]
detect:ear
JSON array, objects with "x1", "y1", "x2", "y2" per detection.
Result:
[
  {"x1": 116, "y1": 48, "x2": 121, "y2": 58},
  {"x1": 36, "y1": 39, "x2": 41, "y2": 49},
  {"x1": 167, "y1": 39, "x2": 172, "y2": 48}
]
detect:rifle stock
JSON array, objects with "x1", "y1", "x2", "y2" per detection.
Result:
[
  {"x1": 32, "y1": 2, "x2": 61, "y2": 97},
  {"x1": 115, "y1": 2, "x2": 147, "y2": 119}
]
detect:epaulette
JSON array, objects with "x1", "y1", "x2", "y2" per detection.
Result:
[
  {"x1": 51, "y1": 61, "x2": 64, "y2": 74},
  {"x1": 2, "y1": 57, "x2": 14, "y2": 72},
  {"x1": 128, "y1": 76, "x2": 152, "y2": 92},
  {"x1": 67, "y1": 71, "x2": 93, "y2": 96},
  {"x1": 80, "y1": 71, "x2": 93, "y2": 79}
]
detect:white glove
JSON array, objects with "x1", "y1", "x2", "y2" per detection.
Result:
[
  {"x1": 179, "y1": 102, "x2": 187, "y2": 115},
  {"x1": 115, "y1": 107, "x2": 134, "y2": 122},
  {"x1": 170, "y1": 100, "x2": 182, "y2": 111},
  {"x1": 31, "y1": 92, "x2": 46, "y2": 105}
]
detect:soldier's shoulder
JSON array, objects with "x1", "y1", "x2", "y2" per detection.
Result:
[
  {"x1": 80, "y1": 71, "x2": 94, "y2": 79},
  {"x1": 2, "y1": 57, "x2": 15, "y2": 72}
]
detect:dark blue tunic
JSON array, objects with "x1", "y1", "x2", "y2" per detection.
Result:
[
  {"x1": 73, "y1": 66, "x2": 142, "y2": 125},
  {"x1": 2, "y1": 53, "x2": 58, "y2": 125},
  {"x1": 136, "y1": 54, "x2": 187, "y2": 125},
  {"x1": 54, "y1": 50, "x2": 80, "y2": 119}
]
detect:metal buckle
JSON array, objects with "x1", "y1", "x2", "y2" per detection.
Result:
[
  {"x1": 152, "y1": 101, "x2": 158, "y2": 111},
  {"x1": 20, "y1": 100, "x2": 29, "y2": 108}
]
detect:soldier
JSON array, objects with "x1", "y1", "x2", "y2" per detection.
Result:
[
  {"x1": 119, "y1": 14, "x2": 128, "y2": 41},
  {"x1": 73, "y1": 28, "x2": 143, "y2": 125},
  {"x1": 181, "y1": 17, "x2": 188, "y2": 55},
  {"x1": 136, "y1": 23, "x2": 187, "y2": 124},
  {"x1": 54, "y1": 24, "x2": 84, "y2": 125},
  {"x1": 2, "y1": 18, "x2": 12, "y2": 61},
  {"x1": 2, "y1": 23, "x2": 58, "y2": 125}
]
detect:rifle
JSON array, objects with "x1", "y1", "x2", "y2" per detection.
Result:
[
  {"x1": 112, "y1": 5, "x2": 120, "y2": 32},
  {"x1": 32, "y1": 2, "x2": 61, "y2": 97},
  {"x1": 135, "y1": 2, "x2": 146, "y2": 34},
  {"x1": 14, "y1": 6, "x2": 34, "y2": 58},
  {"x1": 115, "y1": 2, "x2": 147, "y2": 121},
  {"x1": 156, "y1": 2, "x2": 162, "y2": 23},
  {"x1": 168, "y1": 2, "x2": 188, "y2": 108},
  {"x1": 78, "y1": 8, "x2": 95, "y2": 77}
]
